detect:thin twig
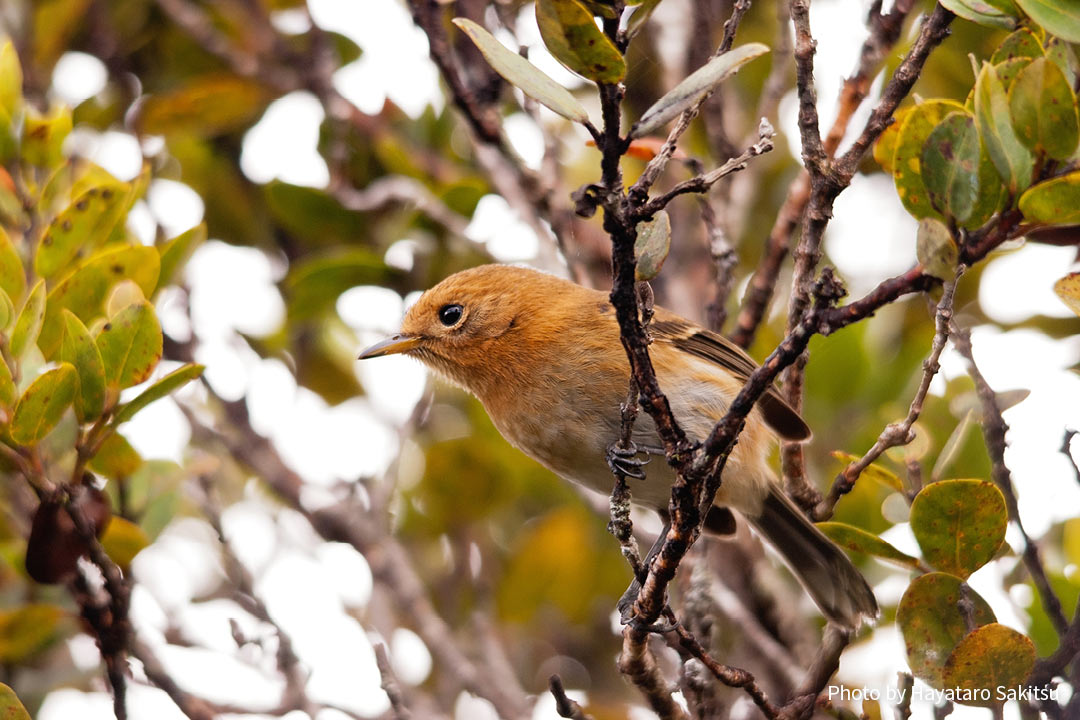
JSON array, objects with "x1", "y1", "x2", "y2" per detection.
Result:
[
  {"x1": 549, "y1": 675, "x2": 594, "y2": 720},
  {"x1": 951, "y1": 325, "x2": 1070, "y2": 638},
  {"x1": 633, "y1": 120, "x2": 776, "y2": 219},
  {"x1": 1061, "y1": 429, "x2": 1080, "y2": 488},
  {"x1": 815, "y1": 266, "x2": 964, "y2": 519},
  {"x1": 627, "y1": 0, "x2": 757, "y2": 203},
  {"x1": 332, "y1": 177, "x2": 471, "y2": 238},
  {"x1": 896, "y1": 672, "x2": 914, "y2": 720},
  {"x1": 186, "y1": 397, "x2": 531, "y2": 720},
  {"x1": 131, "y1": 639, "x2": 221, "y2": 720},
  {"x1": 731, "y1": 0, "x2": 924, "y2": 350},
  {"x1": 195, "y1": 476, "x2": 315, "y2": 716},
  {"x1": 375, "y1": 644, "x2": 412, "y2": 720}
]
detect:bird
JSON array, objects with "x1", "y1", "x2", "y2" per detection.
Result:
[{"x1": 359, "y1": 264, "x2": 878, "y2": 629}]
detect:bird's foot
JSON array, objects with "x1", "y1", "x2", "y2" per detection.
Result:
[{"x1": 606, "y1": 442, "x2": 650, "y2": 479}]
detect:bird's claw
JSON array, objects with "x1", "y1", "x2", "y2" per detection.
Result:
[{"x1": 606, "y1": 442, "x2": 650, "y2": 479}]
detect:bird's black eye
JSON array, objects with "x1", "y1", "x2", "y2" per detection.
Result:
[{"x1": 438, "y1": 303, "x2": 463, "y2": 326}]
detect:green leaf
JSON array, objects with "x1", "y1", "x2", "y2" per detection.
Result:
[
  {"x1": 33, "y1": 0, "x2": 92, "y2": 71},
  {"x1": 941, "y1": 624, "x2": 1036, "y2": 706},
  {"x1": 1065, "y1": 517, "x2": 1080, "y2": 566},
  {"x1": 940, "y1": 0, "x2": 1018, "y2": 29},
  {"x1": 100, "y1": 516, "x2": 149, "y2": 569},
  {"x1": 0, "y1": 42, "x2": 21, "y2": 120},
  {"x1": 452, "y1": 18, "x2": 590, "y2": 124},
  {"x1": 38, "y1": 244, "x2": 160, "y2": 358},
  {"x1": 96, "y1": 302, "x2": 162, "y2": 390},
  {"x1": 921, "y1": 112, "x2": 981, "y2": 222},
  {"x1": 1018, "y1": 170, "x2": 1080, "y2": 224},
  {"x1": 21, "y1": 105, "x2": 71, "y2": 169},
  {"x1": 286, "y1": 248, "x2": 397, "y2": 322},
  {"x1": 105, "y1": 280, "x2": 146, "y2": 318},
  {"x1": 931, "y1": 408, "x2": 976, "y2": 482},
  {"x1": 0, "y1": 358, "x2": 15, "y2": 410},
  {"x1": 60, "y1": 310, "x2": 106, "y2": 422},
  {"x1": 10, "y1": 363, "x2": 77, "y2": 445},
  {"x1": 112, "y1": 363, "x2": 203, "y2": 426},
  {"x1": 0, "y1": 228, "x2": 25, "y2": 307},
  {"x1": 817, "y1": 522, "x2": 921, "y2": 569},
  {"x1": 10, "y1": 279, "x2": 46, "y2": 359},
  {"x1": 1054, "y1": 272, "x2": 1080, "y2": 317},
  {"x1": 34, "y1": 183, "x2": 130, "y2": 279},
  {"x1": 897, "y1": 572, "x2": 996, "y2": 687},
  {"x1": 536, "y1": 0, "x2": 625, "y2": 83},
  {"x1": 917, "y1": 217, "x2": 959, "y2": 280},
  {"x1": 830, "y1": 450, "x2": 903, "y2": 491},
  {"x1": 1046, "y1": 38, "x2": 1079, "y2": 87},
  {"x1": 634, "y1": 211, "x2": 671, "y2": 281},
  {"x1": 0, "y1": 289, "x2": 12, "y2": 333},
  {"x1": 873, "y1": 106, "x2": 913, "y2": 175},
  {"x1": 994, "y1": 56, "x2": 1035, "y2": 92},
  {"x1": 626, "y1": 0, "x2": 663, "y2": 39},
  {"x1": 0, "y1": 604, "x2": 66, "y2": 664},
  {"x1": 88, "y1": 432, "x2": 142, "y2": 478},
  {"x1": 892, "y1": 100, "x2": 965, "y2": 220},
  {"x1": 631, "y1": 43, "x2": 769, "y2": 139},
  {"x1": 1014, "y1": 0, "x2": 1080, "y2": 43},
  {"x1": 136, "y1": 74, "x2": 269, "y2": 137},
  {"x1": 910, "y1": 479, "x2": 1007, "y2": 578},
  {"x1": 962, "y1": 138, "x2": 1009, "y2": 229},
  {"x1": 0, "y1": 682, "x2": 31, "y2": 720},
  {"x1": 156, "y1": 223, "x2": 206, "y2": 294},
  {"x1": 990, "y1": 27, "x2": 1044, "y2": 65},
  {"x1": 1008, "y1": 57, "x2": 1080, "y2": 160},
  {"x1": 974, "y1": 62, "x2": 1034, "y2": 194}
]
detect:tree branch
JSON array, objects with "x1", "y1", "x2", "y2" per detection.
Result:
[
  {"x1": 951, "y1": 325, "x2": 1070, "y2": 637},
  {"x1": 815, "y1": 266, "x2": 964, "y2": 519}
]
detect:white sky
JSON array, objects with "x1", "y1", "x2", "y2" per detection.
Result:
[{"x1": 38, "y1": 1, "x2": 1080, "y2": 719}]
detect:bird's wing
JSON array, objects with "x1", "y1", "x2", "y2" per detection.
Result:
[{"x1": 650, "y1": 318, "x2": 812, "y2": 441}]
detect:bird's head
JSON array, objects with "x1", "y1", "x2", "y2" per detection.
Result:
[{"x1": 358, "y1": 265, "x2": 566, "y2": 394}]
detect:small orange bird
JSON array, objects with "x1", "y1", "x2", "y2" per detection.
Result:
[{"x1": 360, "y1": 264, "x2": 878, "y2": 629}]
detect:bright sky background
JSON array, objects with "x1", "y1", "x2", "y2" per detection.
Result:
[{"x1": 37, "y1": 1, "x2": 1080, "y2": 719}]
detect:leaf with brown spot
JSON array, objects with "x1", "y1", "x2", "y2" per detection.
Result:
[
  {"x1": 910, "y1": 479, "x2": 1007, "y2": 578},
  {"x1": 942, "y1": 623, "x2": 1036, "y2": 706},
  {"x1": 0, "y1": 683, "x2": 31, "y2": 720},
  {"x1": 10, "y1": 279, "x2": 45, "y2": 359},
  {"x1": 60, "y1": 310, "x2": 106, "y2": 422},
  {"x1": 897, "y1": 572, "x2": 996, "y2": 687},
  {"x1": 34, "y1": 182, "x2": 130, "y2": 279},
  {"x1": 892, "y1": 100, "x2": 965, "y2": 220},
  {"x1": 38, "y1": 244, "x2": 160, "y2": 359},
  {"x1": 10, "y1": 363, "x2": 77, "y2": 446},
  {"x1": 817, "y1": 522, "x2": 921, "y2": 569},
  {"x1": 0, "y1": 227, "x2": 25, "y2": 306},
  {"x1": 1008, "y1": 56, "x2": 1079, "y2": 160},
  {"x1": 96, "y1": 301, "x2": 163, "y2": 390},
  {"x1": 1019, "y1": 170, "x2": 1080, "y2": 225},
  {"x1": 536, "y1": 0, "x2": 625, "y2": 84}
]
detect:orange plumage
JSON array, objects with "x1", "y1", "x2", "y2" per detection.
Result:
[{"x1": 360, "y1": 264, "x2": 877, "y2": 628}]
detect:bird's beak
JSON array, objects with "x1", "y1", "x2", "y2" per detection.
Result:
[{"x1": 358, "y1": 333, "x2": 422, "y2": 359}]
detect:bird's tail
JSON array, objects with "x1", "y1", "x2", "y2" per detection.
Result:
[{"x1": 747, "y1": 487, "x2": 879, "y2": 629}]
